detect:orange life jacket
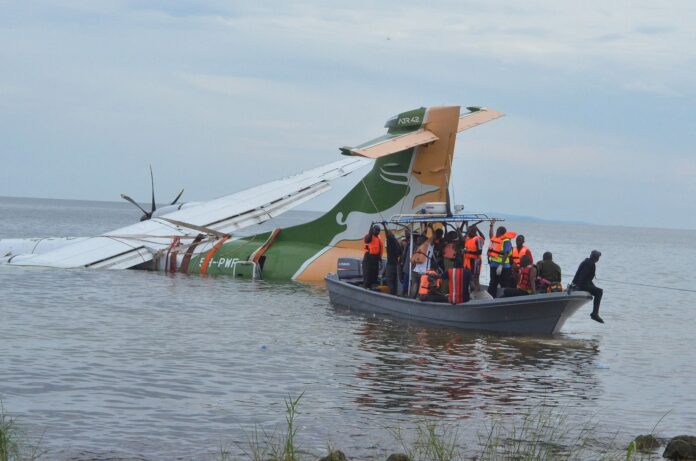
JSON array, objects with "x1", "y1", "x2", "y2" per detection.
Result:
[
  {"x1": 364, "y1": 234, "x2": 383, "y2": 256},
  {"x1": 517, "y1": 265, "x2": 534, "y2": 293},
  {"x1": 411, "y1": 242, "x2": 431, "y2": 265},
  {"x1": 418, "y1": 270, "x2": 441, "y2": 295},
  {"x1": 448, "y1": 267, "x2": 469, "y2": 304},
  {"x1": 511, "y1": 245, "x2": 533, "y2": 266},
  {"x1": 464, "y1": 235, "x2": 484, "y2": 261},
  {"x1": 487, "y1": 231, "x2": 517, "y2": 264}
]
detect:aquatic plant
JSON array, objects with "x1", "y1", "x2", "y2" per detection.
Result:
[
  {"x1": 0, "y1": 402, "x2": 43, "y2": 461},
  {"x1": 625, "y1": 440, "x2": 636, "y2": 461},
  {"x1": 477, "y1": 404, "x2": 612, "y2": 461},
  {"x1": 277, "y1": 393, "x2": 303, "y2": 461},
  {"x1": 223, "y1": 393, "x2": 306, "y2": 461},
  {"x1": 389, "y1": 421, "x2": 461, "y2": 461}
]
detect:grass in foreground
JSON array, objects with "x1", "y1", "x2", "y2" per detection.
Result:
[
  {"x1": 478, "y1": 404, "x2": 605, "y2": 461},
  {"x1": 224, "y1": 396, "x2": 667, "y2": 461},
  {"x1": 0, "y1": 397, "x2": 664, "y2": 461},
  {"x1": 220, "y1": 393, "x2": 306, "y2": 461},
  {"x1": 0, "y1": 402, "x2": 43, "y2": 461}
]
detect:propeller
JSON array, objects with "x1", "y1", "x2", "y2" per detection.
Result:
[{"x1": 121, "y1": 165, "x2": 184, "y2": 221}]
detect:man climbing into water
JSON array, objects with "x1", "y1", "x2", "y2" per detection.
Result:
[{"x1": 570, "y1": 250, "x2": 605, "y2": 323}]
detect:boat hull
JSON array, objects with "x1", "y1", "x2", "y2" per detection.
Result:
[{"x1": 325, "y1": 274, "x2": 592, "y2": 335}]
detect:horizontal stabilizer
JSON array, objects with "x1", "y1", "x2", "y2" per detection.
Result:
[
  {"x1": 457, "y1": 107, "x2": 504, "y2": 132},
  {"x1": 340, "y1": 129, "x2": 439, "y2": 159}
]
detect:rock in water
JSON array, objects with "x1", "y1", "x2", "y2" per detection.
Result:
[
  {"x1": 632, "y1": 434, "x2": 659, "y2": 451},
  {"x1": 663, "y1": 435, "x2": 696, "y2": 460},
  {"x1": 318, "y1": 450, "x2": 348, "y2": 461},
  {"x1": 386, "y1": 454, "x2": 411, "y2": 461}
]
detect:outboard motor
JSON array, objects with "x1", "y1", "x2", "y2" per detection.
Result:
[
  {"x1": 337, "y1": 257, "x2": 386, "y2": 286},
  {"x1": 337, "y1": 257, "x2": 364, "y2": 284}
]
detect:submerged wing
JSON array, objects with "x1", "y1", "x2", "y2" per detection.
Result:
[{"x1": 8, "y1": 157, "x2": 371, "y2": 269}]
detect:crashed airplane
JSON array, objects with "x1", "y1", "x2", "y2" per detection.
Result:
[{"x1": 0, "y1": 106, "x2": 503, "y2": 281}]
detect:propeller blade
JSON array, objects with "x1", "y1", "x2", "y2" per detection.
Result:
[
  {"x1": 121, "y1": 194, "x2": 149, "y2": 218},
  {"x1": 149, "y1": 164, "x2": 156, "y2": 216},
  {"x1": 170, "y1": 188, "x2": 184, "y2": 205}
]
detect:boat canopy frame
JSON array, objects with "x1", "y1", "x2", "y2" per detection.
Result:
[
  {"x1": 373, "y1": 213, "x2": 506, "y2": 297},
  {"x1": 377, "y1": 213, "x2": 505, "y2": 236}
]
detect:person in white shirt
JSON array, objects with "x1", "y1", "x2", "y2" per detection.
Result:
[{"x1": 410, "y1": 235, "x2": 434, "y2": 297}]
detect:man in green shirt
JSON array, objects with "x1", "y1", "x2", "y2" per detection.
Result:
[{"x1": 536, "y1": 251, "x2": 561, "y2": 284}]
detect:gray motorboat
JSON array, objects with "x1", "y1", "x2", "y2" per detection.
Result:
[
  {"x1": 326, "y1": 213, "x2": 593, "y2": 335},
  {"x1": 326, "y1": 273, "x2": 592, "y2": 335}
]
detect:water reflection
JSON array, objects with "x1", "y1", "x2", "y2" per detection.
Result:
[{"x1": 350, "y1": 316, "x2": 600, "y2": 417}]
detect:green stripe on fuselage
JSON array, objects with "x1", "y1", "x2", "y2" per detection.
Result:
[{"x1": 189, "y1": 148, "x2": 414, "y2": 279}]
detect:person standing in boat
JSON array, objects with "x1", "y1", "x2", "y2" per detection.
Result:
[
  {"x1": 410, "y1": 234, "x2": 434, "y2": 297},
  {"x1": 442, "y1": 231, "x2": 458, "y2": 272},
  {"x1": 487, "y1": 220, "x2": 516, "y2": 298},
  {"x1": 440, "y1": 230, "x2": 458, "y2": 294},
  {"x1": 571, "y1": 250, "x2": 604, "y2": 323},
  {"x1": 382, "y1": 222, "x2": 401, "y2": 295},
  {"x1": 362, "y1": 224, "x2": 384, "y2": 289},
  {"x1": 464, "y1": 225, "x2": 485, "y2": 291},
  {"x1": 399, "y1": 232, "x2": 412, "y2": 295},
  {"x1": 510, "y1": 234, "x2": 533, "y2": 281},
  {"x1": 432, "y1": 228, "x2": 446, "y2": 274}
]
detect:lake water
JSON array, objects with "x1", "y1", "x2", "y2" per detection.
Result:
[{"x1": 1, "y1": 196, "x2": 695, "y2": 460}]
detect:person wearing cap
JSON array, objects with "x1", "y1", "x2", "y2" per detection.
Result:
[{"x1": 571, "y1": 250, "x2": 604, "y2": 323}]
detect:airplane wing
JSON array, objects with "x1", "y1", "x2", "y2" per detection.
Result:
[{"x1": 8, "y1": 157, "x2": 371, "y2": 269}]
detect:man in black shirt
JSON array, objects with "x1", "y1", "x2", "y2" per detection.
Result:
[
  {"x1": 383, "y1": 222, "x2": 402, "y2": 295},
  {"x1": 571, "y1": 250, "x2": 604, "y2": 323}
]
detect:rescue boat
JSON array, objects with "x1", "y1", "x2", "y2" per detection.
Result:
[{"x1": 324, "y1": 213, "x2": 592, "y2": 335}]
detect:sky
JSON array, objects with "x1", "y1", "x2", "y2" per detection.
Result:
[{"x1": 0, "y1": 0, "x2": 694, "y2": 229}]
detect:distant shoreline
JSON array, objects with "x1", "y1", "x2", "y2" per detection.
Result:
[{"x1": 1, "y1": 195, "x2": 694, "y2": 232}]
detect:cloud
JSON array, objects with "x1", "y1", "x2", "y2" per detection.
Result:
[
  {"x1": 180, "y1": 73, "x2": 297, "y2": 100},
  {"x1": 226, "y1": 3, "x2": 692, "y2": 70},
  {"x1": 0, "y1": 0, "x2": 694, "y2": 228},
  {"x1": 623, "y1": 81, "x2": 682, "y2": 97},
  {"x1": 634, "y1": 25, "x2": 675, "y2": 35}
]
